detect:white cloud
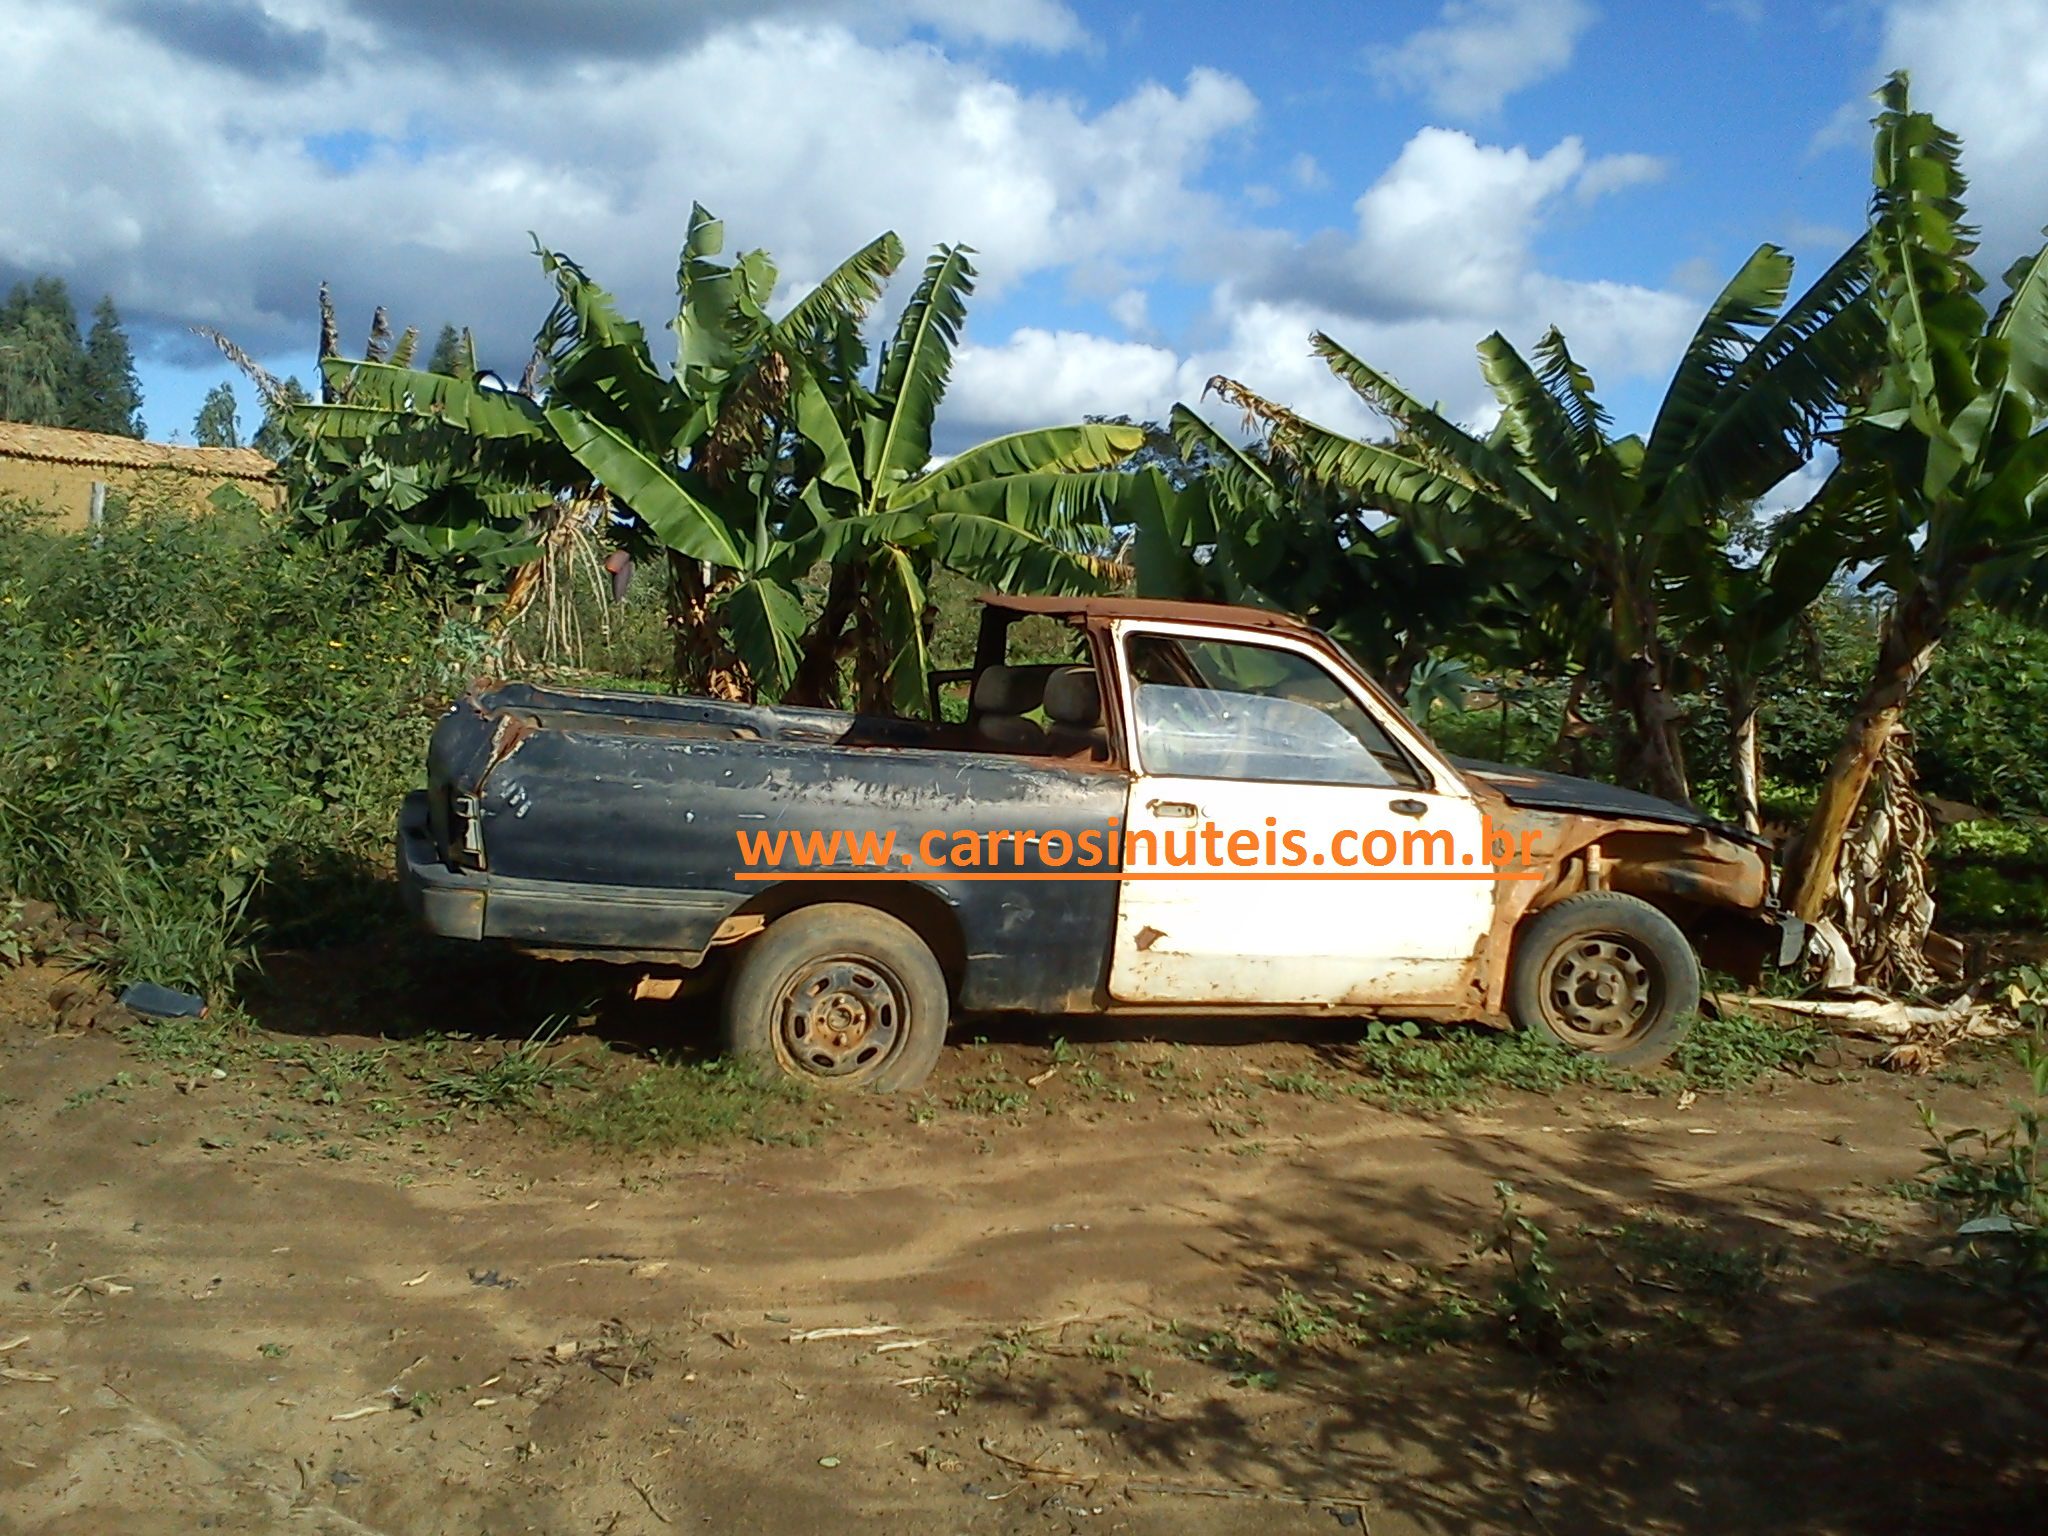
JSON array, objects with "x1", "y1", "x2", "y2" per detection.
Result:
[
  {"x1": 1372, "y1": 0, "x2": 1598, "y2": 119},
  {"x1": 1875, "y1": 0, "x2": 2048, "y2": 268},
  {"x1": 952, "y1": 119, "x2": 1697, "y2": 447},
  {"x1": 950, "y1": 329, "x2": 1187, "y2": 430},
  {"x1": 0, "y1": 6, "x2": 1253, "y2": 377},
  {"x1": 1575, "y1": 151, "x2": 1667, "y2": 204}
]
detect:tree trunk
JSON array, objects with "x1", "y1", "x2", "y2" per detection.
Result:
[
  {"x1": 1831, "y1": 724, "x2": 1940, "y2": 995},
  {"x1": 1783, "y1": 583, "x2": 1947, "y2": 923},
  {"x1": 1546, "y1": 673, "x2": 1595, "y2": 777},
  {"x1": 1614, "y1": 650, "x2": 1692, "y2": 806},
  {"x1": 1727, "y1": 675, "x2": 1762, "y2": 836},
  {"x1": 665, "y1": 551, "x2": 748, "y2": 702},
  {"x1": 786, "y1": 558, "x2": 865, "y2": 710}
]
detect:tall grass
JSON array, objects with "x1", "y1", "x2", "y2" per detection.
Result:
[{"x1": 0, "y1": 501, "x2": 472, "y2": 995}]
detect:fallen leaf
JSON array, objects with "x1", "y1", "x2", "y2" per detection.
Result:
[
  {"x1": 472, "y1": 1397, "x2": 500, "y2": 1408},
  {"x1": 0, "y1": 1336, "x2": 29, "y2": 1353},
  {"x1": 630, "y1": 1261, "x2": 670, "y2": 1279},
  {"x1": 818, "y1": 1456, "x2": 840, "y2": 1468},
  {"x1": 401, "y1": 1271, "x2": 429, "y2": 1287},
  {"x1": 1, "y1": 1368, "x2": 56, "y2": 1383},
  {"x1": 329, "y1": 1403, "x2": 395, "y2": 1422}
]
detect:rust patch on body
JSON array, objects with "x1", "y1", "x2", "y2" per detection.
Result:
[{"x1": 1134, "y1": 925, "x2": 1165, "y2": 951}]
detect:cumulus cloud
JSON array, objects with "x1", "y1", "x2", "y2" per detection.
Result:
[
  {"x1": 2, "y1": 0, "x2": 1694, "y2": 451},
  {"x1": 1372, "y1": 0, "x2": 1598, "y2": 119},
  {"x1": 0, "y1": 4, "x2": 1252, "y2": 378},
  {"x1": 945, "y1": 124, "x2": 1698, "y2": 445}
]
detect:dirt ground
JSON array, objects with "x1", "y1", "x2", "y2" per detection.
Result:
[{"x1": 2, "y1": 951, "x2": 2045, "y2": 1536}]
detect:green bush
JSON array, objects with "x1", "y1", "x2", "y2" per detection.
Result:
[{"x1": 0, "y1": 503, "x2": 464, "y2": 993}]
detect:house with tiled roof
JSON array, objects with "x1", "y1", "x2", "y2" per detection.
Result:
[{"x1": 0, "y1": 421, "x2": 282, "y2": 531}]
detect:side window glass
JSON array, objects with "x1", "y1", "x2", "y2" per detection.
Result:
[{"x1": 1124, "y1": 633, "x2": 1423, "y2": 788}]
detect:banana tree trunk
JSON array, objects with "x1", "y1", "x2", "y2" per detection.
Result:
[
  {"x1": 1832, "y1": 725, "x2": 1939, "y2": 995},
  {"x1": 786, "y1": 558, "x2": 866, "y2": 709},
  {"x1": 1784, "y1": 584, "x2": 1947, "y2": 922},
  {"x1": 1728, "y1": 675, "x2": 1762, "y2": 836},
  {"x1": 665, "y1": 551, "x2": 748, "y2": 702},
  {"x1": 1614, "y1": 650, "x2": 1692, "y2": 806}
]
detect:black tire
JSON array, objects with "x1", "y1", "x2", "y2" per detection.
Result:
[
  {"x1": 1508, "y1": 892, "x2": 1699, "y2": 1067},
  {"x1": 720, "y1": 904, "x2": 949, "y2": 1092}
]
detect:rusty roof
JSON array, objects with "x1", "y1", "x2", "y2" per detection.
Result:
[
  {"x1": 0, "y1": 421, "x2": 277, "y2": 481},
  {"x1": 980, "y1": 592, "x2": 1317, "y2": 632}
]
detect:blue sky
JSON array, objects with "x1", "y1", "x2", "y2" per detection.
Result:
[{"x1": 4, "y1": 1, "x2": 2043, "y2": 473}]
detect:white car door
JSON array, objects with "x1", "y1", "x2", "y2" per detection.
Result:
[{"x1": 1106, "y1": 621, "x2": 1497, "y2": 1007}]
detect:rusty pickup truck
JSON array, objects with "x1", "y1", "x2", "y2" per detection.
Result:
[{"x1": 398, "y1": 595, "x2": 1800, "y2": 1090}]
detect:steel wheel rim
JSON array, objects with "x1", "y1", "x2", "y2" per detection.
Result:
[
  {"x1": 1538, "y1": 933, "x2": 1656, "y2": 1049},
  {"x1": 774, "y1": 953, "x2": 908, "y2": 1081}
]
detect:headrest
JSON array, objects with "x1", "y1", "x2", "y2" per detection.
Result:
[
  {"x1": 1043, "y1": 667, "x2": 1103, "y2": 726},
  {"x1": 972, "y1": 665, "x2": 1047, "y2": 715}
]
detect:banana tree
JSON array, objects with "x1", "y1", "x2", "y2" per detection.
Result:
[
  {"x1": 1139, "y1": 403, "x2": 1591, "y2": 701},
  {"x1": 1198, "y1": 232, "x2": 1875, "y2": 805},
  {"x1": 1778, "y1": 75, "x2": 2048, "y2": 940},
  {"x1": 782, "y1": 243, "x2": 1144, "y2": 712}
]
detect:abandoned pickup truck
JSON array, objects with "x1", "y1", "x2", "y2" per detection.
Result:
[{"x1": 398, "y1": 595, "x2": 1800, "y2": 1090}]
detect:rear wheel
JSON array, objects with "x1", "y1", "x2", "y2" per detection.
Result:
[
  {"x1": 1508, "y1": 892, "x2": 1699, "y2": 1067},
  {"x1": 721, "y1": 904, "x2": 949, "y2": 1091}
]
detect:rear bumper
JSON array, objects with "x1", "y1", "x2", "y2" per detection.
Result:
[{"x1": 395, "y1": 790, "x2": 741, "y2": 960}]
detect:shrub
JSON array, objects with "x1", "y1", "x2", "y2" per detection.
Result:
[
  {"x1": 1921, "y1": 1031, "x2": 2048, "y2": 1349},
  {"x1": 0, "y1": 503, "x2": 465, "y2": 993}
]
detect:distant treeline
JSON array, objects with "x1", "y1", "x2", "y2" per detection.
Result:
[{"x1": 0, "y1": 275, "x2": 145, "y2": 438}]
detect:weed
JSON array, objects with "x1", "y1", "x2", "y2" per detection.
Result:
[
  {"x1": 424, "y1": 1018, "x2": 585, "y2": 1111},
  {"x1": 1268, "y1": 1287, "x2": 1341, "y2": 1346},
  {"x1": 1667, "y1": 1009, "x2": 1825, "y2": 1092},
  {"x1": 1488, "y1": 1183, "x2": 1596, "y2": 1359},
  {"x1": 551, "y1": 1056, "x2": 800, "y2": 1153},
  {"x1": 1265, "y1": 1068, "x2": 1335, "y2": 1100},
  {"x1": 258, "y1": 1342, "x2": 289, "y2": 1359},
  {"x1": 1607, "y1": 1216, "x2": 1778, "y2": 1304},
  {"x1": 0, "y1": 505, "x2": 463, "y2": 997},
  {"x1": 276, "y1": 1042, "x2": 392, "y2": 1105},
  {"x1": 122, "y1": 1015, "x2": 240, "y2": 1072},
  {"x1": 949, "y1": 1068, "x2": 1033, "y2": 1119},
  {"x1": 1920, "y1": 1029, "x2": 2048, "y2": 1347}
]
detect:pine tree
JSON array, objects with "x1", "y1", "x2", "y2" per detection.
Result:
[
  {"x1": 0, "y1": 276, "x2": 86, "y2": 428},
  {"x1": 426, "y1": 323, "x2": 465, "y2": 376},
  {"x1": 194, "y1": 382, "x2": 241, "y2": 449},
  {"x1": 78, "y1": 297, "x2": 144, "y2": 437}
]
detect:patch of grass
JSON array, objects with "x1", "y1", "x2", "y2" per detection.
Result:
[
  {"x1": 423, "y1": 1018, "x2": 586, "y2": 1111},
  {"x1": 1337, "y1": 1020, "x2": 1622, "y2": 1110},
  {"x1": 121, "y1": 1014, "x2": 243, "y2": 1072},
  {"x1": 1606, "y1": 1216, "x2": 1780, "y2": 1304},
  {"x1": 1265, "y1": 1068, "x2": 1337, "y2": 1100},
  {"x1": 948, "y1": 1065, "x2": 1034, "y2": 1119},
  {"x1": 551, "y1": 1056, "x2": 801, "y2": 1153},
  {"x1": 1320, "y1": 1011, "x2": 1823, "y2": 1112},
  {"x1": 1666, "y1": 1009, "x2": 1825, "y2": 1092}
]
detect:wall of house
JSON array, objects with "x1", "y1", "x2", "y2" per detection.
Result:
[{"x1": 0, "y1": 459, "x2": 282, "y2": 532}]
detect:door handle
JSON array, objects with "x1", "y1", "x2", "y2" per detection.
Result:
[
  {"x1": 1147, "y1": 799, "x2": 1200, "y2": 820},
  {"x1": 1390, "y1": 798, "x2": 1428, "y2": 818}
]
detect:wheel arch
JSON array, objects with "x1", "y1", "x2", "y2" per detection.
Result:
[{"x1": 728, "y1": 880, "x2": 969, "y2": 1000}]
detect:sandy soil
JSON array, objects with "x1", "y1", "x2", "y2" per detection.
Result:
[{"x1": 2, "y1": 956, "x2": 2044, "y2": 1536}]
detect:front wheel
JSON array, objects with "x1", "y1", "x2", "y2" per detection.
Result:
[
  {"x1": 721, "y1": 904, "x2": 949, "y2": 1092},
  {"x1": 1508, "y1": 893, "x2": 1699, "y2": 1067}
]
